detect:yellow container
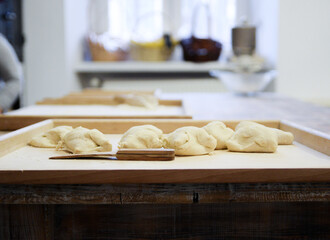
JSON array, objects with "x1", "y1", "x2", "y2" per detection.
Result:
[{"x1": 129, "y1": 37, "x2": 177, "y2": 61}]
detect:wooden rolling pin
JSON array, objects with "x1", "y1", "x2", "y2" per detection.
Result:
[{"x1": 50, "y1": 149, "x2": 175, "y2": 161}]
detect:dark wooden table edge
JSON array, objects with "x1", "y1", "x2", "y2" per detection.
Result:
[
  {"x1": 0, "y1": 182, "x2": 329, "y2": 204},
  {"x1": 0, "y1": 169, "x2": 329, "y2": 184}
]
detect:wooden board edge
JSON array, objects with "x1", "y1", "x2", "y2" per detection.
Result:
[
  {"x1": 0, "y1": 120, "x2": 54, "y2": 158},
  {"x1": 0, "y1": 115, "x2": 193, "y2": 131},
  {"x1": 158, "y1": 99, "x2": 183, "y2": 106},
  {"x1": 81, "y1": 89, "x2": 156, "y2": 95},
  {"x1": 280, "y1": 120, "x2": 330, "y2": 156},
  {"x1": 37, "y1": 97, "x2": 183, "y2": 107},
  {"x1": 0, "y1": 115, "x2": 50, "y2": 131},
  {"x1": 36, "y1": 97, "x2": 116, "y2": 105},
  {"x1": 50, "y1": 119, "x2": 279, "y2": 134},
  {"x1": 0, "y1": 169, "x2": 329, "y2": 184},
  {"x1": 67, "y1": 89, "x2": 156, "y2": 96}
]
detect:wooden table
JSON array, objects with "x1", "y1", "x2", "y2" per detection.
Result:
[
  {"x1": 1, "y1": 92, "x2": 329, "y2": 239},
  {"x1": 164, "y1": 92, "x2": 330, "y2": 134}
]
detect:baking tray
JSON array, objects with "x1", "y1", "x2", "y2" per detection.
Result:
[
  {"x1": 66, "y1": 88, "x2": 156, "y2": 97},
  {"x1": 36, "y1": 96, "x2": 182, "y2": 106},
  {"x1": 1, "y1": 99, "x2": 191, "y2": 131},
  {"x1": 0, "y1": 119, "x2": 329, "y2": 184}
]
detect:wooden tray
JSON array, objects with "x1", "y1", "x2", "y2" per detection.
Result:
[
  {"x1": 36, "y1": 96, "x2": 182, "y2": 106},
  {"x1": 66, "y1": 89, "x2": 156, "y2": 97},
  {"x1": 0, "y1": 119, "x2": 329, "y2": 184},
  {"x1": 1, "y1": 100, "x2": 191, "y2": 131}
]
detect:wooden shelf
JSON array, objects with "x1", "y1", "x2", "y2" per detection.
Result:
[{"x1": 75, "y1": 61, "x2": 226, "y2": 73}]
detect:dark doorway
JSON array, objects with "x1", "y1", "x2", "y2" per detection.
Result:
[{"x1": 0, "y1": 0, "x2": 23, "y2": 61}]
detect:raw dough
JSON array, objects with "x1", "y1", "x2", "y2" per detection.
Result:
[
  {"x1": 29, "y1": 126, "x2": 73, "y2": 148},
  {"x1": 236, "y1": 121, "x2": 294, "y2": 145},
  {"x1": 227, "y1": 124, "x2": 278, "y2": 153},
  {"x1": 274, "y1": 128, "x2": 294, "y2": 145},
  {"x1": 58, "y1": 127, "x2": 112, "y2": 154},
  {"x1": 118, "y1": 125, "x2": 163, "y2": 149},
  {"x1": 114, "y1": 94, "x2": 159, "y2": 109},
  {"x1": 203, "y1": 121, "x2": 234, "y2": 149},
  {"x1": 163, "y1": 126, "x2": 217, "y2": 156}
]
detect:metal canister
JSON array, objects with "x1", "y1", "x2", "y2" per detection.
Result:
[{"x1": 232, "y1": 24, "x2": 256, "y2": 56}]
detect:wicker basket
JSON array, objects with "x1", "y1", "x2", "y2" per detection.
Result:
[
  {"x1": 180, "y1": 3, "x2": 222, "y2": 62},
  {"x1": 88, "y1": 34, "x2": 128, "y2": 62}
]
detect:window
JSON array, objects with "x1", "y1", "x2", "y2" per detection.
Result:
[
  {"x1": 180, "y1": 0, "x2": 236, "y2": 56},
  {"x1": 88, "y1": 0, "x2": 239, "y2": 58}
]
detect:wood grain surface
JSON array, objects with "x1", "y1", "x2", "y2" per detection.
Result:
[
  {"x1": 1, "y1": 183, "x2": 329, "y2": 238},
  {"x1": 166, "y1": 92, "x2": 330, "y2": 134},
  {"x1": 0, "y1": 202, "x2": 329, "y2": 239},
  {"x1": 0, "y1": 183, "x2": 329, "y2": 204}
]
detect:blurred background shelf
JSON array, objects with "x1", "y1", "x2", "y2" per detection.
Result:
[{"x1": 75, "y1": 61, "x2": 226, "y2": 73}]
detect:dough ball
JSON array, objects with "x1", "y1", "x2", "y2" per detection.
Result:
[
  {"x1": 59, "y1": 127, "x2": 112, "y2": 154},
  {"x1": 236, "y1": 121, "x2": 294, "y2": 145},
  {"x1": 227, "y1": 124, "x2": 278, "y2": 153},
  {"x1": 115, "y1": 94, "x2": 159, "y2": 109},
  {"x1": 163, "y1": 126, "x2": 217, "y2": 156},
  {"x1": 118, "y1": 125, "x2": 163, "y2": 149},
  {"x1": 203, "y1": 121, "x2": 234, "y2": 149},
  {"x1": 29, "y1": 126, "x2": 73, "y2": 148}
]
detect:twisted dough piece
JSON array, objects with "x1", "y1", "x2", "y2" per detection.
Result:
[
  {"x1": 58, "y1": 127, "x2": 112, "y2": 154},
  {"x1": 163, "y1": 126, "x2": 217, "y2": 156},
  {"x1": 227, "y1": 123, "x2": 278, "y2": 153},
  {"x1": 236, "y1": 121, "x2": 294, "y2": 145},
  {"x1": 118, "y1": 125, "x2": 163, "y2": 149},
  {"x1": 29, "y1": 126, "x2": 73, "y2": 148},
  {"x1": 203, "y1": 121, "x2": 234, "y2": 149}
]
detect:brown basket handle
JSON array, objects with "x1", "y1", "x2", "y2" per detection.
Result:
[{"x1": 191, "y1": 3, "x2": 212, "y2": 38}]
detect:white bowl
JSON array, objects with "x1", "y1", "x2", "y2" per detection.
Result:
[{"x1": 210, "y1": 69, "x2": 276, "y2": 95}]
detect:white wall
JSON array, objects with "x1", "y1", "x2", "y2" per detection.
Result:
[
  {"x1": 23, "y1": 0, "x2": 88, "y2": 106},
  {"x1": 63, "y1": 0, "x2": 89, "y2": 92},
  {"x1": 23, "y1": 0, "x2": 66, "y2": 106},
  {"x1": 250, "y1": 0, "x2": 278, "y2": 67},
  {"x1": 277, "y1": 0, "x2": 330, "y2": 104}
]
